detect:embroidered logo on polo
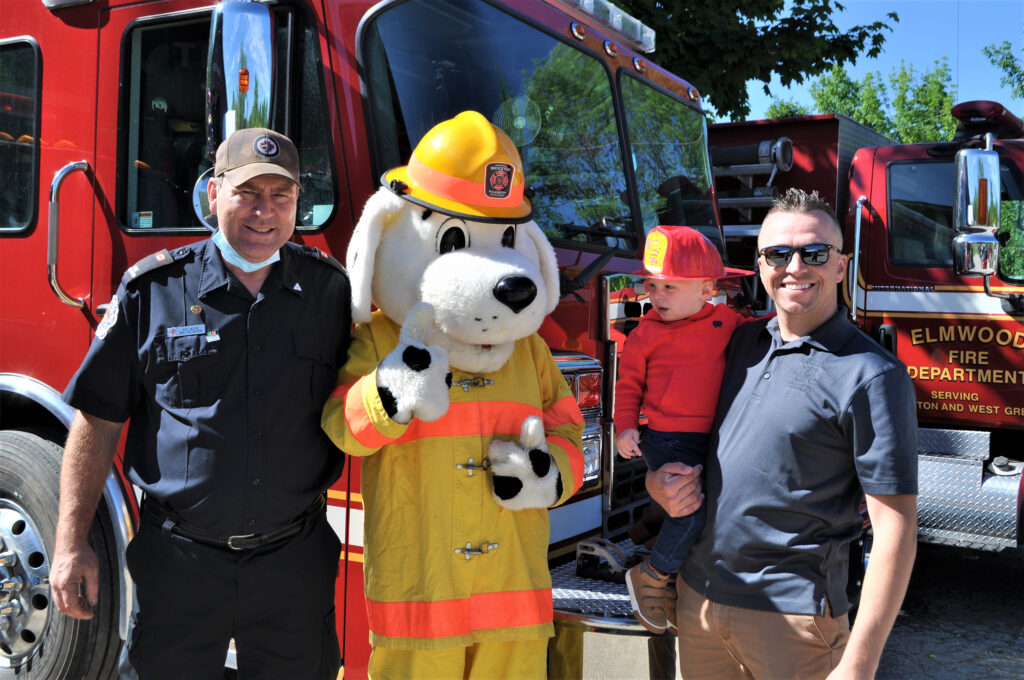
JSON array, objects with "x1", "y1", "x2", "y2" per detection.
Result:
[
  {"x1": 485, "y1": 162, "x2": 514, "y2": 199},
  {"x1": 788, "y1": 357, "x2": 823, "y2": 387},
  {"x1": 253, "y1": 135, "x2": 280, "y2": 158}
]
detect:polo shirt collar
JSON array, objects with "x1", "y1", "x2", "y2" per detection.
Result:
[{"x1": 766, "y1": 306, "x2": 855, "y2": 353}]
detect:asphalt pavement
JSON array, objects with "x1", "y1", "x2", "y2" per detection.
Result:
[{"x1": 578, "y1": 542, "x2": 1024, "y2": 679}]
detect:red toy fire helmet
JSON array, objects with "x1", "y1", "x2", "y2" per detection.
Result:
[{"x1": 638, "y1": 225, "x2": 752, "y2": 280}]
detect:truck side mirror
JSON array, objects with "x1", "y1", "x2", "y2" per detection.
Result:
[
  {"x1": 198, "y1": 0, "x2": 276, "y2": 226},
  {"x1": 952, "y1": 146, "x2": 1001, "y2": 277},
  {"x1": 205, "y1": 0, "x2": 276, "y2": 165}
]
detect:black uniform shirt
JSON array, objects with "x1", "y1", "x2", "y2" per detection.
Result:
[{"x1": 64, "y1": 239, "x2": 352, "y2": 536}]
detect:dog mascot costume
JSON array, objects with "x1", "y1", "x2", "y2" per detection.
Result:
[{"x1": 321, "y1": 111, "x2": 585, "y2": 678}]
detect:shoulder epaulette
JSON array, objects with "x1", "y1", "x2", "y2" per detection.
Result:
[
  {"x1": 122, "y1": 247, "x2": 189, "y2": 285},
  {"x1": 298, "y1": 245, "x2": 347, "y2": 276}
]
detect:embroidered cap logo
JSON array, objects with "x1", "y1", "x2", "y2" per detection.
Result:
[{"x1": 254, "y1": 135, "x2": 280, "y2": 158}]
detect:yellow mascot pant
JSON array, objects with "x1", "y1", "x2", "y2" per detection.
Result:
[{"x1": 368, "y1": 639, "x2": 548, "y2": 679}]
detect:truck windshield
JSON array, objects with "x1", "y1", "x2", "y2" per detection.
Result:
[
  {"x1": 889, "y1": 159, "x2": 1024, "y2": 283},
  {"x1": 363, "y1": 0, "x2": 709, "y2": 254},
  {"x1": 620, "y1": 74, "x2": 716, "y2": 242}
]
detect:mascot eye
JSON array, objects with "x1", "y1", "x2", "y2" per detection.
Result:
[
  {"x1": 501, "y1": 226, "x2": 516, "y2": 248},
  {"x1": 438, "y1": 225, "x2": 468, "y2": 254}
]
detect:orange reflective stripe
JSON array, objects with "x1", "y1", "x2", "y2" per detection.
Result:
[
  {"x1": 548, "y1": 434, "x2": 585, "y2": 493},
  {"x1": 344, "y1": 377, "x2": 393, "y2": 450},
  {"x1": 367, "y1": 589, "x2": 552, "y2": 639},
  {"x1": 407, "y1": 154, "x2": 524, "y2": 208},
  {"x1": 543, "y1": 395, "x2": 584, "y2": 428},
  {"x1": 397, "y1": 401, "x2": 541, "y2": 442}
]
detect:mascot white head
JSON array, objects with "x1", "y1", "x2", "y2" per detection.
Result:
[{"x1": 347, "y1": 110, "x2": 560, "y2": 375}]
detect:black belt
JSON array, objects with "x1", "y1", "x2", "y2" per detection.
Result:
[{"x1": 144, "y1": 493, "x2": 326, "y2": 551}]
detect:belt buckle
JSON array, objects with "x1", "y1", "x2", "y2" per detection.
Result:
[{"x1": 226, "y1": 534, "x2": 260, "y2": 551}]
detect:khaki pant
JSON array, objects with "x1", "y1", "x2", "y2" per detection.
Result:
[
  {"x1": 368, "y1": 639, "x2": 548, "y2": 679},
  {"x1": 676, "y1": 581, "x2": 850, "y2": 680}
]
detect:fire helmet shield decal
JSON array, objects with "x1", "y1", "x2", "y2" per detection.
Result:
[
  {"x1": 643, "y1": 230, "x2": 668, "y2": 275},
  {"x1": 485, "y1": 162, "x2": 514, "y2": 199}
]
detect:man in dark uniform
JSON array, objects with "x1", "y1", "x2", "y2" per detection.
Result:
[{"x1": 51, "y1": 128, "x2": 351, "y2": 679}]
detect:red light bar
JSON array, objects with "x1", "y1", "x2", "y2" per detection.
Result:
[{"x1": 951, "y1": 100, "x2": 1024, "y2": 140}]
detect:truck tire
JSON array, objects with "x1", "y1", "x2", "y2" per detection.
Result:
[{"x1": 0, "y1": 430, "x2": 121, "y2": 678}]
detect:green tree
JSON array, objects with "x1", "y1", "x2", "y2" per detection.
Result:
[
  {"x1": 620, "y1": 0, "x2": 896, "y2": 119},
  {"x1": 765, "y1": 98, "x2": 810, "y2": 118},
  {"x1": 999, "y1": 201, "x2": 1024, "y2": 282},
  {"x1": 983, "y1": 36, "x2": 1024, "y2": 100},
  {"x1": 809, "y1": 65, "x2": 889, "y2": 132},
  {"x1": 806, "y1": 60, "x2": 955, "y2": 142},
  {"x1": 889, "y1": 59, "x2": 956, "y2": 143}
]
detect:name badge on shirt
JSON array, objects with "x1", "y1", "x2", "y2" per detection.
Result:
[{"x1": 167, "y1": 324, "x2": 206, "y2": 338}]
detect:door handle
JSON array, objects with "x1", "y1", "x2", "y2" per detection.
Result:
[{"x1": 47, "y1": 160, "x2": 89, "y2": 308}]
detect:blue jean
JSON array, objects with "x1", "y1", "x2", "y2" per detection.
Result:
[{"x1": 641, "y1": 428, "x2": 708, "y2": 576}]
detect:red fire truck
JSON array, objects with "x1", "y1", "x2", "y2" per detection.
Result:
[
  {"x1": 710, "y1": 104, "x2": 1024, "y2": 559},
  {"x1": 0, "y1": 0, "x2": 723, "y2": 675}
]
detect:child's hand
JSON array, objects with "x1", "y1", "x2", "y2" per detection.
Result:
[{"x1": 616, "y1": 429, "x2": 642, "y2": 459}]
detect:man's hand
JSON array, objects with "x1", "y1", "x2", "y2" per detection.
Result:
[
  {"x1": 616, "y1": 428, "x2": 642, "y2": 459},
  {"x1": 50, "y1": 543, "x2": 100, "y2": 619},
  {"x1": 646, "y1": 461, "x2": 703, "y2": 517},
  {"x1": 53, "y1": 411, "x2": 124, "y2": 621}
]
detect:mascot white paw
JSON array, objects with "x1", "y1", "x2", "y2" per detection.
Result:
[
  {"x1": 376, "y1": 302, "x2": 451, "y2": 424},
  {"x1": 488, "y1": 416, "x2": 561, "y2": 510}
]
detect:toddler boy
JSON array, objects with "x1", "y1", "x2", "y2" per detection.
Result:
[{"x1": 615, "y1": 225, "x2": 751, "y2": 634}]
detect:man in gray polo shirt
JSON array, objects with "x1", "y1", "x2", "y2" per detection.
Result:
[{"x1": 649, "y1": 188, "x2": 918, "y2": 679}]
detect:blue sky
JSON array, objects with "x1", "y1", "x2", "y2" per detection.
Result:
[{"x1": 741, "y1": 0, "x2": 1024, "y2": 120}]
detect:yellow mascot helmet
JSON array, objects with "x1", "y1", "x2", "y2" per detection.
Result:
[{"x1": 383, "y1": 110, "x2": 532, "y2": 223}]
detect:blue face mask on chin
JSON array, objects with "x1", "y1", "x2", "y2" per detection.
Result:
[{"x1": 211, "y1": 229, "x2": 281, "y2": 273}]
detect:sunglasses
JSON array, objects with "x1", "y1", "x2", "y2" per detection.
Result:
[{"x1": 759, "y1": 243, "x2": 841, "y2": 267}]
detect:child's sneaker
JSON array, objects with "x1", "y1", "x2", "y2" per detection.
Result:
[
  {"x1": 665, "y1": 579, "x2": 678, "y2": 634},
  {"x1": 625, "y1": 561, "x2": 671, "y2": 634}
]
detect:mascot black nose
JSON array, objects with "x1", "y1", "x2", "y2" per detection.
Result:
[{"x1": 493, "y1": 276, "x2": 537, "y2": 314}]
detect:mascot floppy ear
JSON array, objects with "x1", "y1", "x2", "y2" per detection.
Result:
[
  {"x1": 522, "y1": 221, "x2": 561, "y2": 315},
  {"x1": 347, "y1": 187, "x2": 408, "y2": 323}
]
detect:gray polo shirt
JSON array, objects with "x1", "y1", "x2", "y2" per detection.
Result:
[{"x1": 680, "y1": 307, "x2": 918, "y2": 617}]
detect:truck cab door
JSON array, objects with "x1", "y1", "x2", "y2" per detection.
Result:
[
  {"x1": 0, "y1": 4, "x2": 100, "y2": 391},
  {"x1": 95, "y1": 5, "x2": 214, "y2": 299},
  {"x1": 853, "y1": 146, "x2": 1024, "y2": 430}
]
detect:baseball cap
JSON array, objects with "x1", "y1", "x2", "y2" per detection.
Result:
[{"x1": 214, "y1": 128, "x2": 301, "y2": 188}]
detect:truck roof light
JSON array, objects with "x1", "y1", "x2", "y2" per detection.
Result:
[
  {"x1": 951, "y1": 100, "x2": 1024, "y2": 141},
  {"x1": 548, "y1": 0, "x2": 656, "y2": 53}
]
